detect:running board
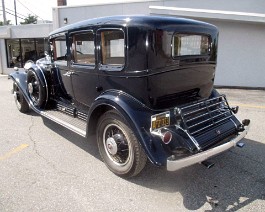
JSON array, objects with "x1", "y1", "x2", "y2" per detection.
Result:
[
  {"x1": 38, "y1": 109, "x2": 86, "y2": 137},
  {"x1": 10, "y1": 74, "x2": 87, "y2": 137}
]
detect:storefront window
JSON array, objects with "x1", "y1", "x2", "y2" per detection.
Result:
[
  {"x1": 6, "y1": 38, "x2": 49, "y2": 68},
  {"x1": 6, "y1": 39, "x2": 21, "y2": 68}
]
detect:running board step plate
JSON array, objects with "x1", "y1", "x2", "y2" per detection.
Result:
[{"x1": 39, "y1": 109, "x2": 86, "y2": 137}]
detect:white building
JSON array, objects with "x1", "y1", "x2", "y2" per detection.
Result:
[
  {"x1": 0, "y1": 23, "x2": 53, "y2": 74},
  {"x1": 0, "y1": 0, "x2": 264, "y2": 88}
]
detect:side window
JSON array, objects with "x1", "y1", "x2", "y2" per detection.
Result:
[
  {"x1": 52, "y1": 35, "x2": 67, "y2": 63},
  {"x1": 172, "y1": 34, "x2": 210, "y2": 57},
  {"x1": 72, "y1": 31, "x2": 95, "y2": 65},
  {"x1": 100, "y1": 30, "x2": 124, "y2": 66}
]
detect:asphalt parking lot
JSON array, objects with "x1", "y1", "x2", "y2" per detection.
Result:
[{"x1": 0, "y1": 75, "x2": 264, "y2": 211}]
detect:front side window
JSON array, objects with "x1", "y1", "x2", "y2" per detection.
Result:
[
  {"x1": 172, "y1": 34, "x2": 210, "y2": 57},
  {"x1": 72, "y1": 31, "x2": 95, "y2": 65},
  {"x1": 100, "y1": 30, "x2": 124, "y2": 66},
  {"x1": 52, "y1": 35, "x2": 67, "y2": 62}
]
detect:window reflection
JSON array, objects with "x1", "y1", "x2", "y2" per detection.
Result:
[{"x1": 6, "y1": 38, "x2": 49, "y2": 68}]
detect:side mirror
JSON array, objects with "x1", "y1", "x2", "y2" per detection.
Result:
[
  {"x1": 44, "y1": 51, "x2": 49, "y2": 56},
  {"x1": 14, "y1": 67, "x2": 19, "y2": 72}
]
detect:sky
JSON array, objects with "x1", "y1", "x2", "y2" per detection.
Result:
[{"x1": 0, "y1": 0, "x2": 136, "y2": 24}]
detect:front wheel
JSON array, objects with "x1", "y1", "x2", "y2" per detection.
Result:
[
  {"x1": 27, "y1": 69, "x2": 46, "y2": 108},
  {"x1": 97, "y1": 110, "x2": 147, "y2": 178}
]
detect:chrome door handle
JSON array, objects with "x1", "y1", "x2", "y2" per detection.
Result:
[{"x1": 63, "y1": 71, "x2": 73, "y2": 77}]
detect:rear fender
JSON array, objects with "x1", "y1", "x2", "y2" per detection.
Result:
[{"x1": 87, "y1": 90, "x2": 168, "y2": 166}]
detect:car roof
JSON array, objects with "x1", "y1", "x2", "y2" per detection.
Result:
[{"x1": 49, "y1": 15, "x2": 216, "y2": 37}]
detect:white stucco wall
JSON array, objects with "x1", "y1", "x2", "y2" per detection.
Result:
[{"x1": 212, "y1": 21, "x2": 265, "y2": 87}]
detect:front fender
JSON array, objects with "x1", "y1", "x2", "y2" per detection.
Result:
[
  {"x1": 87, "y1": 90, "x2": 169, "y2": 167},
  {"x1": 10, "y1": 71, "x2": 28, "y2": 98}
]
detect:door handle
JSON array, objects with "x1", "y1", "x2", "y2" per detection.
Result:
[{"x1": 63, "y1": 71, "x2": 74, "y2": 77}]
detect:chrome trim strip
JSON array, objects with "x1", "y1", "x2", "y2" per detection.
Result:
[
  {"x1": 40, "y1": 111, "x2": 86, "y2": 137},
  {"x1": 175, "y1": 125, "x2": 201, "y2": 151},
  {"x1": 180, "y1": 95, "x2": 224, "y2": 110},
  {"x1": 167, "y1": 125, "x2": 250, "y2": 171},
  {"x1": 36, "y1": 64, "x2": 49, "y2": 106},
  {"x1": 229, "y1": 118, "x2": 238, "y2": 129}
]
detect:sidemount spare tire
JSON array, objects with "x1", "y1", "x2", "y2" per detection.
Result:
[{"x1": 27, "y1": 69, "x2": 47, "y2": 108}]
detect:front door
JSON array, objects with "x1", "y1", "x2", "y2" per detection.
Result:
[
  {"x1": 69, "y1": 30, "x2": 99, "y2": 107},
  {"x1": 52, "y1": 34, "x2": 74, "y2": 99}
]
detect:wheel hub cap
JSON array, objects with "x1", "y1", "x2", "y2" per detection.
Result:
[
  {"x1": 106, "y1": 137, "x2": 118, "y2": 155},
  {"x1": 28, "y1": 83, "x2": 33, "y2": 94}
]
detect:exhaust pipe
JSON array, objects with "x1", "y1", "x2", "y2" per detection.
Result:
[{"x1": 201, "y1": 160, "x2": 215, "y2": 169}]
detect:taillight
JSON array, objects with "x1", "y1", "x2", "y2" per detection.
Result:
[{"x1": 161, "y1": 131, "x2": 172, "y2": 144}]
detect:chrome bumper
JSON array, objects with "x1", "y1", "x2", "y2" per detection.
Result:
[{"x1": 167, "y1": 125, "x2": 250, "y2": 171}]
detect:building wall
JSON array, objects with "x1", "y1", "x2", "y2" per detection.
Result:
[
  {"x1": 0, "y1": 23, "x2": 53, "y2": 75},
  {"x1": 54, "y1": 0, "x2": 265, "y2": 28},
  {"x1": 52, "y1": 1, "x2": 265, "y2": 88},
  {"x1": 211, "y1": 21, "x2": 265, "y2": 87}
]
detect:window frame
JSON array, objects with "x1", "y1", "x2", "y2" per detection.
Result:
[
  {"x1": 70, "y1": 30, "x2": 96, "y2": 67},
  {"x1": 171, "y1": 32, "x2": 211, "y2": 59},
  {"x1": 50, "y1": 33, "x2": 68, "y2": 66},
  {"x1": 97, "y1": 28, "x2": 126, "y2": 72}
]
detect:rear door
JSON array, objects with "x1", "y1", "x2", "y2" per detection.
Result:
[
  {"x1": 69, "y1": 30, "x2": 100, "y2": 107},
  {"x1": 96, "y1": 28, "x2": 126, "y2": 92}
]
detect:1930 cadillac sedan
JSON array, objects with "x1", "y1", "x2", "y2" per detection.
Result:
[{"x1": 10, "y1": 15, "x2": 250, "y2": 177}]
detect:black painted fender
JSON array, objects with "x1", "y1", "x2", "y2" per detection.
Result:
[
  {"x1": 87, "y1": 90, "x2": 169, "y2": 167},
  {"x1": 10, "y1": 64, "x2": 48, "y2": 109}
]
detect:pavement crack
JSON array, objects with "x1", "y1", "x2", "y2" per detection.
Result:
[
  {"x1": 27, "y1": 115, "x2": 79, "y2": 178},
  {"x1": 28, "y1": 116, "x2": 40, "y2": 157}
]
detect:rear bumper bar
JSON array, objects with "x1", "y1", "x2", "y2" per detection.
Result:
[{"x1": 167, "y1": 125, "x2": 250, "y2": 171}]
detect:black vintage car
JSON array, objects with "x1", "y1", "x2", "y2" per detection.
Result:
[{"x1": 10, "y1": 15, "x2": 250, "y2": 177}]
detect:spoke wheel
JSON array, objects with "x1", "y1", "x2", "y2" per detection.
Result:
[
  {"x1": 103, "y1": 123, "x2": 131, "y2": 167},
  {"x1": 13, "y1": 83, "x2": 29, "y2": 113},
  {"x1": 27, "y1": 69, "x2": 46, "y2": 108},
  {"x1": 97, "y1": 110, "x2": 147, "y2": 178}
]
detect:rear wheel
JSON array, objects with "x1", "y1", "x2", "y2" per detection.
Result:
[
  {"x1": 27, "y1": 69, "x2": 46, "y2": 108},
  {"x1": 13, "y1": 83, "x2": 29, "y2": 113},
  {"x1": 97, "y1": 110, "x2": 147, "y2": 178}
]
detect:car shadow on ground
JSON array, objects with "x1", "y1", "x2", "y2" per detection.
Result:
[
  {"x1": 42, "y1": 116, "x2": 101, "y2": 160},
  {"x1": 41, "y1": 117, "x2": 265, "y2": 211},
  {"x1": 131, "y1": 138, "x2": 265, "y2": 211}
]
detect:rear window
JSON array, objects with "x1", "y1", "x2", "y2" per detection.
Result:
[{"x1": 172, "y1": 34, "x2": 210, "y2": 57}]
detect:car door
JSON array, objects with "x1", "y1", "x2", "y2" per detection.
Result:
[
  {"x1": 52, "y1": 33, "x2": 74, "y2": 99},
  {"x1": 97, "y1": 28, "x2": 126, "y2": 92},
  {"x1": 69, "y1": 30, "x2": 100, "y2": 107}
]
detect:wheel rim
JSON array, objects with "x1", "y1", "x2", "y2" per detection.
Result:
[
  {"x1": 28, "y1": 75, "x2": 40, "y2": 104},
  {"x1": 103, "y1": 123, "x2": 132, "y2": 167}
]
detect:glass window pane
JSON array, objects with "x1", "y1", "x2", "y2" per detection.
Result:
[
  {"x1": 73, "y1": 32, "x2": 95, "y2": 65},
  {"x1": 6, "y1": 39, "x2": 21, "y2": 68},
  {"x1": 172, "y1": 34, "x2": 210, "y2": 57},
  {"x1": 35, "y1": 38, "x2": 49, "y2": 59},
  {"x1": 101, "y1": 30, "x2": 124, "y2": 65},
  {"x1": 52, "y1": 36, "x2": 67, "y2": 61},
  {"x1": 21, "y1": 39, "x2": 37, "y2": 63}
]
